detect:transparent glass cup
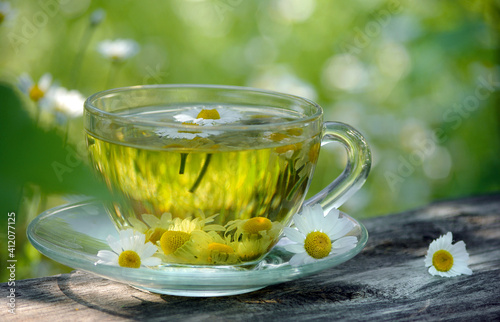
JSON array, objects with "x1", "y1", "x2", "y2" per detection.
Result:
[{"x1": 84, "y1": 85, "x2": 371, "y2": 267}]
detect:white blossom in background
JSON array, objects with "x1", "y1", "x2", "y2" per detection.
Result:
[
  {"x1": 273, "y1": 0, "x2": 316, "y2": 23},
  {"x1": 18, "y1": 73, "x2": 54, "y2": 106},
  {"x1": 97, "y1": 39, "x2": 140, "y2": 63},
  {"x1": 0, "y1": 1, "x2": 16, "y2": 26},
  {"x1": 45, "y1": 87, "x2": 85, "y2": 118},
  {"x1": 249, "y1": 66, "x2": 317, "y2": 101}
]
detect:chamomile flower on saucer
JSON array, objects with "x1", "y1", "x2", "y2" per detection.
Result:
[
  {"x1": 96, "y1": 229, "x2": 161, "y2": 268},
  {"x1": 283, "y1": 204, "x2": 358, "y2": 266},
  {"x1": 424, "y1": 232, "x2": 472, "y2": 277},
  {"x1": 18, "y1": 73, "x2": 53, "y2": 104},
  {"x1": 174, "y1": 107, "x2": 243, "y2": 126},
  {"x1": 97, "y1": 38, "x2": 139, "y2": 63},
  {"x1": 128, "y1": 212, "x2": 174, "y2": 244}
]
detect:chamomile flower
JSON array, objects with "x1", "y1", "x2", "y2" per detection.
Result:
[
  {"x1": 97, "y1": 38, "x2": 139, "y2": 63},
  {"x1": 128, "y1": 212, "x2": 173, "y2": 244},
  {"x1": 225, "y1": 216, "x2": 282, "y2": 242},
  {"x1": 155, "y1": 126, "x2": 219, "y2": 140},
  {"x1": 283, "y1": 204, "x2": 358, "y2": 266},
  {"x1": 424, "y1": 232, "x2": 472, "y2": 277},
  {"x1": 174, "y1": 107, "x2": 243, "y2": 126},
  {"x1": 45, "y1": 86, "x2": 85, "y2": 118},
  {"x1": 0, "y1": 2, "x2": 16, "y2": 26},
  {"x1": 96, "y1": 229, "x2": 161, "y2": 268},
  {"x1": 169, "y1": 230, "x2": 240, "y2": 265},
  {"x1": 159, "y1": 213, "x2": 224, "y2": 256},
  {"x1": 18, "y1": 73, "x2": 53, "y2": 105}
]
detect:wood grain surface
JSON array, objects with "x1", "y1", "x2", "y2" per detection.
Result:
[{"x1": 2, "y1": 194, "x2": 500, "y2": 321}]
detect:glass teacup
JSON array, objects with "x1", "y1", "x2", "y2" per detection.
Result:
[{"x1": 84, "y1": 85, "x2": 371, "y2": 267}]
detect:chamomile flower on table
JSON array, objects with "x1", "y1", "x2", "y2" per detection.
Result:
[
  {"x1": 283, "y1": 204, "x2": 358, "y2": 266},
  {"x1": 96, "y1": 229, "x2": 161, "y2": 268},
  {"x1": 97, "y1": 38, "x2": 140, "y2": 63},
  {"x1": 424, "y1": 232, "x2": 472, "y2": 277},
  {"x1": 18, "y1": 73, "x2": 54, "y2": 105}
]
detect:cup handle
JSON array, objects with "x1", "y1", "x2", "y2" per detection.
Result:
[{"x1": 303, "y1": 122, "x2": 371, "y2": 213}]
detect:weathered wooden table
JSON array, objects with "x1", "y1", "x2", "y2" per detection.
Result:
[{"x1": 2, "y1": 194, "x2": 500, "y2": 321}]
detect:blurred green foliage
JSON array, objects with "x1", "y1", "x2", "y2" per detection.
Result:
[{"x1": 0, "y1": 0, "x2": 498, "y2": 280}]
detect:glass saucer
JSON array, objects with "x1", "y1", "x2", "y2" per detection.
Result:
[{"x1": 27, "y1": 200, "x2": 368, "y2": 297}]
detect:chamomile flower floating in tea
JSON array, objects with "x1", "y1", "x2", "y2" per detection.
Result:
[
  {"x1": 174, "y1": 107, "x2": 243, "y2": 126},
  {"x1": 155, "y1": 126, "x2": 219, "y2": 140},
  {"x1": 283, "y1": 204, "x2": 358, "y2": 266},
  {"x1": 97, "y1": 38, "x2": 139, "y2": 63},
  {"x1": 424, "y1": 232, "x2": 472, "y2": 277},
  {"x1": 96, "y1": 229, "x2": 161, "y2": 268}
]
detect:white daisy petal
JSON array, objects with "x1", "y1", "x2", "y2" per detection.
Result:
[
  {"x1": 289, "y1": 252, "x2": 310, "y2": 266},
  {"x1": 107, "y1": 235, "x2": 122, "y2": 254},
  {"x1": 293, "y1": 213, "x2": 309, "y2": 234},
  {"x1": 142, "y1": 256, "x2": 161, "y2": 266},
  {"x1": 283, "y1": 227, "x2": 305, "y2": 243},
  {"x1": 332, "y1": 236, "x2": 358, "y2": 254},
  {"x1": 141, "y1": 242, "x2": 160, "y2": 259},
  {"x1": 327, "y1": 217, "x2": 354, "y2": 240},
  {"x1": 96, "y1": 250, "x2": 119, "y2": 265},
  {"x1": 284, "y1": 243, "x2": 306, "y2": 254}
]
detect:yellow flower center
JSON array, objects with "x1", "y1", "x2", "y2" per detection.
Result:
[
  {"x1": 160, "y1": 231, "x2": 191, "y2": 255},
  {"x1": 197, "y1": 109, "x2": 220, "y2": 120},
  {"x1": 243, "y1": 217, "x2": 273, "y2": 234},
  {"x1": 304, "y1": 231, "x2": 332, "y2": 259},
  {"x1": 208, "y1": 242, "x2": 234, "y2": 254},
  {"x1": 432, "y1": 249, "x2": 454, "y2": 272},
  {"x1": 29, "y1": 84, "x2": 45, "y2": 102},
  {"x1": 118, "y1": 250, "x2": 141, "y2": 268},
  {"x1": 147, "y1": 227, "x2": 166, "y2": 244}
]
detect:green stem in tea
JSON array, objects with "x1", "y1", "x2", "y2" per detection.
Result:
[
  {"x1": 286, "y1": 174, "x2": 307, "y2": 201},
  {"x1": 189, "y1": 153, "x2": 212, "y2": 193},
  {"x1": 179, "y1": 153, "x2": 188, "y2": 174}
]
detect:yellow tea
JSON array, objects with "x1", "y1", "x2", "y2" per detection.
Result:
[{"x1": 86, "y1": 105, "x2": 320, "y2": 265}]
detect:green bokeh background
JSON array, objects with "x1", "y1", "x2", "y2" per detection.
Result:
[{"x1": 0, "y1": 0, "x2": 499, "y2": 281}]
